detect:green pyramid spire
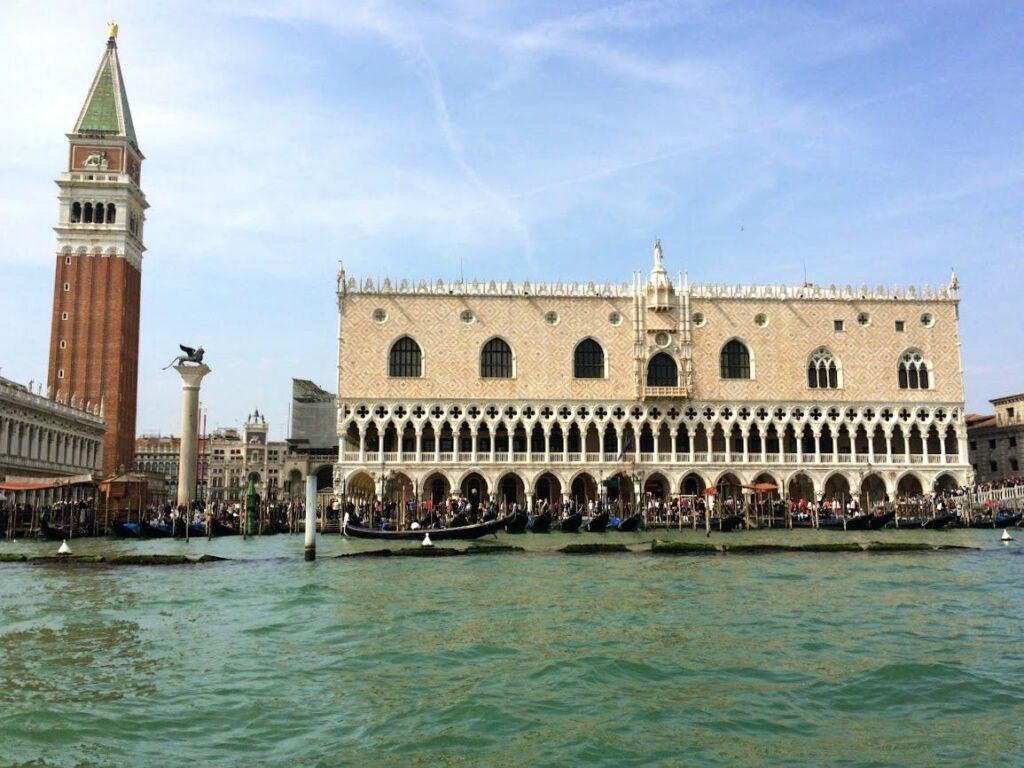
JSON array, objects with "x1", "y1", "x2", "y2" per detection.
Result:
[{"x1": 74, "y1": 33, "x2": 137, "y2": 146}]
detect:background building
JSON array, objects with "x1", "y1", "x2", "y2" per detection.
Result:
[
  {"x1": 290, "y1": 379, "x2": 337, "y2": 452},
  {"x1": 47, "y1": 27, "x2": 147, "y2": 477},
  {"x1": 283, "y1": 378, "x2": 338, "y2": 503},
  {"x1": 132, "y1": 434, "x2": 180, "y2": 504},
  {"x1": 0, "y1": 375, "x2": 105, "y2": 505},
  {"x1": 334, "y1": 244, "x2": 970, "y2": 509},
  {"x1": 967, "y1": 393, "x2": 1024, "y2": 483},
  {"x1": 205, "y1": 411, "x2": 287, "y2": 504}
]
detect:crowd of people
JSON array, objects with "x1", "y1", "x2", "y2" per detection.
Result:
[
  {"x1": 2, "y1": 476, "x2": 1023, "y2": 538},
  {"x1": 344, "y1": 481, "x2": 1024, "y2": 531}
]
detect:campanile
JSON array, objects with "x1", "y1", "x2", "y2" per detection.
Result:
[{"x1": 47, "y1": 24, "x2": 147, "y2": 477}]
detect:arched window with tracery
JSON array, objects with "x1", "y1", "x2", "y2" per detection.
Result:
[
  {"x1": 481, "y1": 338, "x2": 513, "y2": 378},
  {"x1": 573, "y1": 338, "x2": 605, "y2": 379},
  {"x1": 807, "y1": 347, "x2": 840, "y2": 389},
  {"x1": 647, "y1": 353, "x2": 678, "y2": 387},
  {"x1": 720, "y1": 339, "x2": 751, "y2": 380},
  {"x1": 388, "y1": 336, "x2": 422, "y2": 377},
  {"x1": 898, "y1": 349, "x2": 931, "y2": 389}
]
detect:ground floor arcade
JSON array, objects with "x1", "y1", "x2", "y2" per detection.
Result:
[{"x1": 337, "y1": 463, "x2": 969, "y2": 511}]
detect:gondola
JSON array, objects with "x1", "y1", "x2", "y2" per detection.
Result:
[
  {"x1": 528, "y1": 510, "x2": 551, "y2": 533},
  {"x1": 212, "y1": 520, "x2": 240, "y2": 536},
  {"x1": 969, "y1": 513, "x2": 1023, "y2": 529},
  {"x1": 558, "y1": 512, "x2": 583, "y2": 533},
  {"x1": 37, "y1": 521, "x2": 71, "y2": 540},
  {"x1": 109, "y1": 520, "x2": 141, "y2": 538},
  {"x1": 581, "y1": 511, "x2": 609, "y2": 533},
  {"x1": 141, "y1": 520, "x2": 173, "y2": 539},
  {"x1": 820, "y1": 513, "x2": 871, "y2": 531},
  {"x1": 615, "y1": 513, "x2": 641, "y2": 532},
  {"x1": 923, "y1": 513, "x2": 958, "y2": 529},
  {"x1": 888, "y1": 512, "x2": 957, "y2": 530},
  {"x1": 713, "y1": 514, "x2": 745, "y2": 532},
  {"x1": 867, "y1": 510, "x2": 896, "y2": 530},
  {"x1": 504, "y1": 511, "x2": 528, "y2": 534},
  {"x1": 344, "y1": 515, "x2": 508, "y2": 541}
]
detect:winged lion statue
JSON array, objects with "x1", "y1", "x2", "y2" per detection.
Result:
[{"x1": 163, "y1": 344, "x2": 205, "y2": 370}]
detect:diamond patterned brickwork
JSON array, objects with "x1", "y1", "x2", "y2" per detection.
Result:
[
  {"x1": 339, "y1": 292, "x2": 962, "y2": 405},
  {"x1": 341, "y1": 295, "x2": 636, "y2": 401},
  {"x1": 688, "y1": 297, "x2": 962, "y2": 404}
]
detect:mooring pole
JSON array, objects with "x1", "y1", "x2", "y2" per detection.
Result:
[{"x1": 304, "y1": 476, "x2": 316, "y2": 561}]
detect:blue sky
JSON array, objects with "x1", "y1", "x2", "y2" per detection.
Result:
[{"x1": 1, "y1": 0, "x2": 1020, "y2": 439}]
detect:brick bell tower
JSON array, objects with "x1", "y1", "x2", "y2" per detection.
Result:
[{"x1": 47, "y1": 23, "x2": 147, "y2": 477}]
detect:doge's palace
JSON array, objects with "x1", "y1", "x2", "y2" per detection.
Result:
[{"x1": 334, "y1": 243, "x2": 970, "y2": 509}]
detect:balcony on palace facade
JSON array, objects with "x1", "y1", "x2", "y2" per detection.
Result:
[
  {"x1": 640, "y1": 385, "x2": 689, "y2": 400},
  {"x1": 340, "y1": 450, "x2": 962, "y2": 466}
]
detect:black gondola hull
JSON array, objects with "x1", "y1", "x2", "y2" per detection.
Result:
[
  {"x1": 867, "y1": 511, "x2": 896, "y2": 530},
  {"x1": 558, "y1": 512, "x2": 583, "y2": 533},
  {"x1": 504, "y1": 511, "x2": 528, "y2": 534},
  {"x1": 344, "y1": 516, "x2": 507, "y2": 541},
  {"x1": 615, "y1": 514, "x2": 641, "y2": 532},
  {"x1": 528, "y1": 512, "x2": 552, "y2": 533},
  {"x1": 37, "y1": 522, "x2": 70, "y2": 540}
]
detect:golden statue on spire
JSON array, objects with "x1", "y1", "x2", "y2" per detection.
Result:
[{"x1": 108, "y1": 21, "x2": 118, "y2": 39}]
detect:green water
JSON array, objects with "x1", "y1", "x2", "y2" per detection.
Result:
[{"x1": 1, "y1": 530, "x2": 1022, "y2": 767}]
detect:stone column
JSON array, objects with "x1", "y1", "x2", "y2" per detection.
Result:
[
  {"x1": 304, "y1": 475, "x2": 317, "y2": 560},
  {"x1": 174, "y1": 364, "x2": 211, "y2": 509}
]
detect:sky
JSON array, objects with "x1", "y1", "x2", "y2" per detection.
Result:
[{"x1": 1, "y1": 0, "x2": 1021, "y2": 439}]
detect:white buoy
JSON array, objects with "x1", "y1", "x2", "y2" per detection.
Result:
[
  {"x1": 1001, "y1": 529, "x2": 1013, "y2": 542},
  {"x1": 58, "y1": 539, "x2": 71, "y2": 555},
  {"x1": 422, "y1": 532, "x2": 433, "y2": 547}
]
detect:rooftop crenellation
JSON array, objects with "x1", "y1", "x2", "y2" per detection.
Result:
[{"x1": 338, "y1": 275, "x2": 959, "y2": 302}]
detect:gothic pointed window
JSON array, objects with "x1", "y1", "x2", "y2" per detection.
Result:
[
  {"x1": 388, "y1": 336, "x2": 422, "y2": 378},
  {"x1": 899, "y1": 349, "x2": 931, "y2": 389},
  {"x1": 647, "y1": 353, "x2": 678, "y2": 387},
  {"x1": 720, "y1": 339, "x2": 751, "y2": 380},
  {"x1": 807, "y1": 347, "x2": 841, "y2": 389},
  {"x1": 481, "y1": 338, "x2": 513, "y2": 378},
  {"x1": 573, "y1": 338, "x2": 605, "y2": 379}
]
